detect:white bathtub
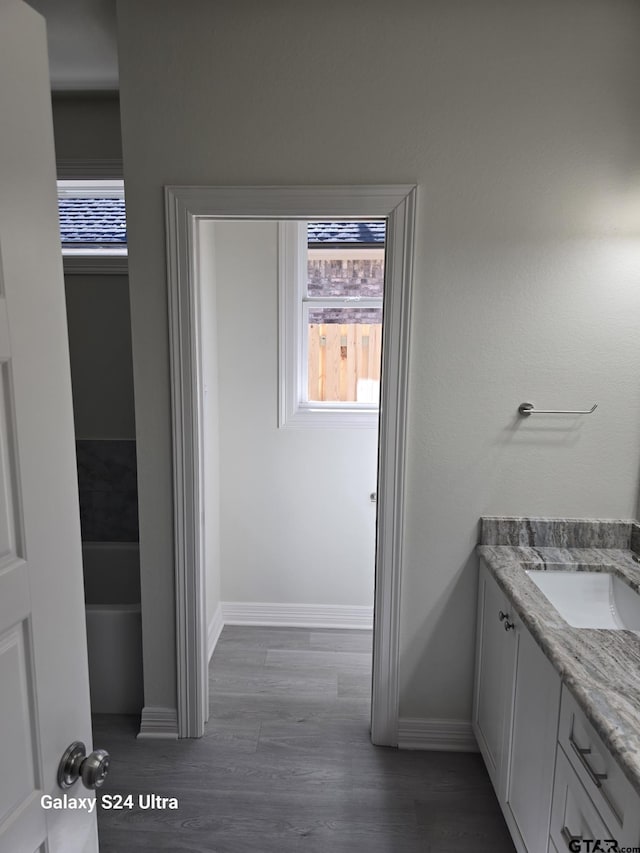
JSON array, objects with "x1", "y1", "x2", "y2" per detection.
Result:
[{"x1": 83, "y1": 543, "x2": 143, "y2": 714}]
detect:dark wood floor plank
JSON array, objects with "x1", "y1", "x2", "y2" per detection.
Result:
[{"x1": 94, "y1": 625, "x2": 514, "y2": 853}]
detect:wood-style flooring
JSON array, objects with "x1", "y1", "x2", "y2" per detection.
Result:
[{"x1": 93, "y1": 626, "x2": 515, "y2": 852}]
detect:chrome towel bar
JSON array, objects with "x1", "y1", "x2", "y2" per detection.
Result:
[{"x1": 518, "y1": 402, "x2": 598, "y2": 416}]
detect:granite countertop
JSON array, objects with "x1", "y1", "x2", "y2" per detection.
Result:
[{"x1": 478, "y1": 517, "x2": 640, "y2": 795}]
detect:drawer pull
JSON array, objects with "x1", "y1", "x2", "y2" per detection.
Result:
[
  {"x1": 561, "y1": 826, "x2": 583, "y2": 849},
  {"x1": 569, "y1": 733, "x2": 608, "y2": 788}
]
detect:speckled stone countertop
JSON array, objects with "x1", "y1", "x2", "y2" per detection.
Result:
[{"x1": 478, "y1": 516, "x2": 640, "y2": 795}]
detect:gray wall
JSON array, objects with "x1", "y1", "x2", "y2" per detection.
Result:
[
  {"x1": 53, "y1": 96, "x2": 140, "y2": 604},
  {"x1": 64, "y1": 275, "x2": 135, "y2": 440},
  {"x1": 52, "y1": 93, "x2": 122, "y2": 161},
  {"x1": 116, "y1": 0, "x2": 640, "y2": 721},
  {"x1": 52, "y1": 95, "x2": 133, "y2": 445}
]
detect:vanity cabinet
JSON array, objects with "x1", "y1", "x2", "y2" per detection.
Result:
[
  {"x1": 474, "y1": 560, "x2": 640, "y2": 853},
  {"x1": 473, "y1": 561, "x2": 561, "y2": 853},
  {"x1": 551, "y1": 687, "x2": 640, "y2": 850}
]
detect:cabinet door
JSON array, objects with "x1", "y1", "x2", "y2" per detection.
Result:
[
  {"x1": 472, "y1": 562, "x2": 515, "y2": 790},
  {"x1": 503, "y1": 618, "x2": 561, "y2": 853}
]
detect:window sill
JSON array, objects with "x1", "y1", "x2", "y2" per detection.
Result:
[{"x1": 280, "y1": 404, "x2": 379, "y2": 430}]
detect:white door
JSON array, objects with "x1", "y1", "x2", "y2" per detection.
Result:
[{"x1": 0, "y1": 2, "x2": 99, "y2": 852}]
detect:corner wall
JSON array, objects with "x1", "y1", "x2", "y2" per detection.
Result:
[{"x1": 116, "y1": 0, "x2": 640, "y2": 723}]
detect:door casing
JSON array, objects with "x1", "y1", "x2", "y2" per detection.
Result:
[{"x1": 165, "y1": 185, "x2": 417, "y2": 743}]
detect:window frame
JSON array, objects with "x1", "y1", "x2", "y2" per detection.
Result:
[
  {"x1": 278, "y1": 221, "x2": 383, "y2": 428},
  {"x1": 57, "y1": 177, "x2": 128, "y2": 275}
]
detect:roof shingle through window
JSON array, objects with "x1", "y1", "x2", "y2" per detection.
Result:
[
  {"x1": 307, "y1": 221, "x2": 385, "y2": 244},
  {"x1": 59, "y1": 198, "x2": 127, "y2": 244},
  {"x1": 57, "y1": 200, "x2": 385, "y2": 247}
]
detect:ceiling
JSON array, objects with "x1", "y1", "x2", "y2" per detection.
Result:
[{"x1": 26, "y1": 0, "x2": 118, "y2": 91}]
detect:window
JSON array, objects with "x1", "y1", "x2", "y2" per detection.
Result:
[
  {"x1": 57, "y1": 180, "x2": 127, "y2": 273},
  {"x1": 279, "y1": 220, "x2": 385, "y2": 428}
]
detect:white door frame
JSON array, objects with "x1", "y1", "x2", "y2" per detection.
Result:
[{"x1": 165, "y1": 185, "x2": 416, "y2": 743}]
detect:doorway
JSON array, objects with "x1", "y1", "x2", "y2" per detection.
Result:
[{"x1": 165, "y1": 185, "x2": 416, "y2": 744}]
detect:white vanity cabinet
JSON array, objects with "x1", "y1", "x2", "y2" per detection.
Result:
[
  {"x1": 550, "y1": 687, "x2": 640, "y2": 850},
  {"x1": 473, "y1": 561, "x2": 561, "y2": 853},
  {"x1": 474, "y1": 559, "x2": 640, "y2": 853}
]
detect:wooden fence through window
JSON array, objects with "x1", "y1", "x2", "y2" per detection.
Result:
[{"x1": 308, "y1": 323, "x2": 382, "y2": 403}]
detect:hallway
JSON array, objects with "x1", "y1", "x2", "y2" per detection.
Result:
[{"x1": 94, "y1": 627, "x2": 514, "y2": 852}]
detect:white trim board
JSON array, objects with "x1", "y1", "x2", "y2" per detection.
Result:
[
  {"x1": 165, "y1": 185, "x2": 416, "y2": 743},
  {"x1": 221, "y1": 602, "x2": 373, "y2": 630},
  {"x1": 397, "y1": 718, "x2": 479, "y2": 752},
  {"x1": 207, "y1": 603, "x2": 224, "y2": 662},
  {"x1": 137, "y1": 706, "x2": 178, "y2": 740}
]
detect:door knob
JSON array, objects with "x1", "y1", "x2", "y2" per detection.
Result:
[{"x1": 57, "y1": 741, "x2": 110, "y2": 790}]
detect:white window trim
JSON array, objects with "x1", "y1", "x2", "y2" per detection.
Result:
[
  {"x1": 278, "y1": 221, "x2": 381, "y2": 429},
  {"x1": 57, "y1": 179, "x2": 125, "y2": 198}
]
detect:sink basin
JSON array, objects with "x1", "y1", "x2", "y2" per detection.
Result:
[{"x1": 525, "y1": 570, "x2": 640, "y2": 629}]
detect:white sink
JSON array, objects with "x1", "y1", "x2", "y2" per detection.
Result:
[{"x1": 525, "y1": 570, "x2": 640, "y2": 629}]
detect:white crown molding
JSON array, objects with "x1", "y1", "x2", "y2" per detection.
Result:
[
  {"x1": 165, "y1": 184, "x2": 416, "y2": 740},
  {"x1": 221, "y1": 602, "x2": 373, "y2": 630},
  {"x1": 397, "y1": 718, "x2": 478, "y2": 752},
  {"x1": 56, "y1": 158, "x2": 123, "y2": 179},
  {"x1": 207, "y1": 603, "x2": 224, "y2": 662},
  {"x1": 137, "y1": 706, "x2": 178, "y2": 740},
  {"x1": 63, "y1": 255, "x2": 128, "y2": 275}
]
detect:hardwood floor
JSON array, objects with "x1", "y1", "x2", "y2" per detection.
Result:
[{"x1": 93, "y1": 626, "x2": 515, "y2": 852}]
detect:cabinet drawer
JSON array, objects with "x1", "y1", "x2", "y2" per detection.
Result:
[
  {"x1": 558, "y1": 686, "x2": 640, "y2": 845},
  {"x1": 550, "y1": 747, "x2": 612, "y2": 853}
]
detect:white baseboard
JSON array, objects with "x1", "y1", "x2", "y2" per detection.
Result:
[
  {"x1": 207, "y1": 602, "x2": 224, "y2": 661},
  {"x1": 397, "y1": 718, "x2": 478, "y2": 752},
  {"x1": 221, "y1": 602, "x2": 373, "y2": 630},
  {"x1": 137, "y1": 706, "x2": 178, "y2": 740}
]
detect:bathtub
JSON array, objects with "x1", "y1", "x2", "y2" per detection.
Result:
[{"x1": 83, "y1": 543, "x2": 143, "y2": 714}]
